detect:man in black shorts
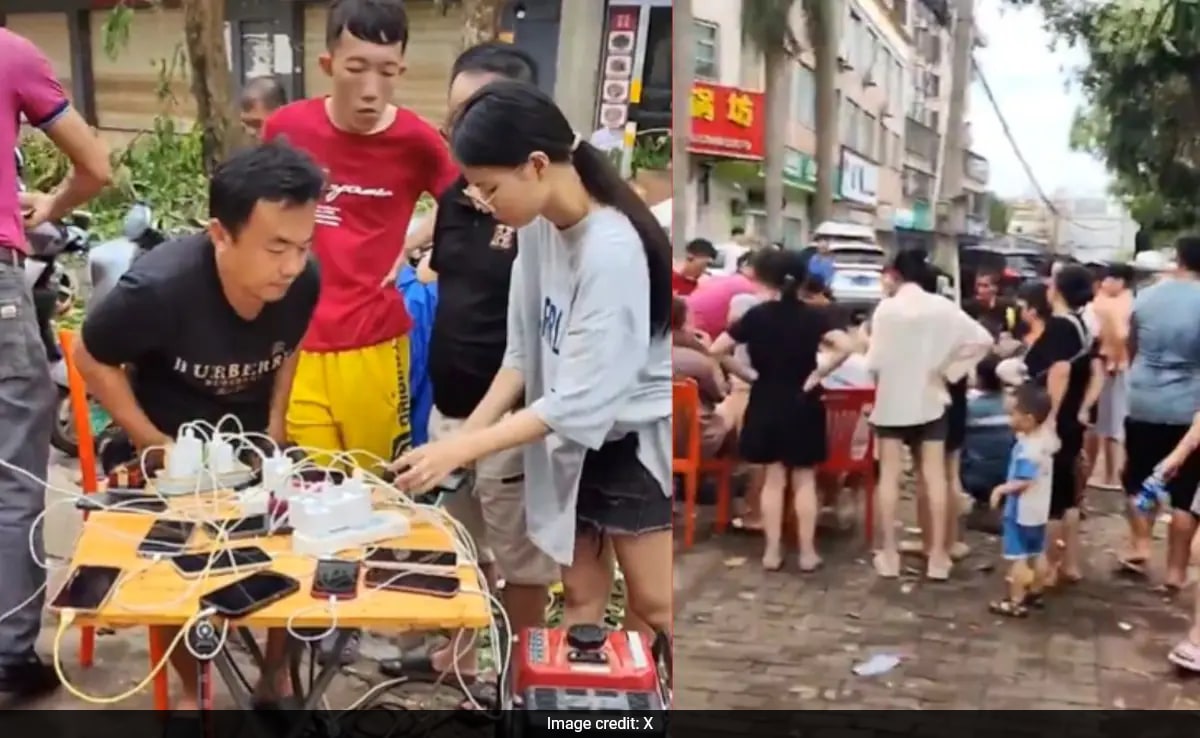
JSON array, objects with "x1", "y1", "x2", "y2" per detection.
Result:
[{"x1": 74, "y1": 141, "x2": 323, "y2": 710}]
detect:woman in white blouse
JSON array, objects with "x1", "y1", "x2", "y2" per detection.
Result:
[{"x1": 867, "y1": 251, "x2": 993, "y2": 580}]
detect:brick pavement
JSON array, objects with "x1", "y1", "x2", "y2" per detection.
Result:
[{"x1": 673, "y1": 489, "x2": 1200, "y2": 710}]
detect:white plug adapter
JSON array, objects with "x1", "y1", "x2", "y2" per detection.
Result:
[
  {"x1": 166, "y1": 429, "x2": 203, "y2": 478},
  {"x1": 207, "y1": 433, "x2": 237, "y2": 474}
]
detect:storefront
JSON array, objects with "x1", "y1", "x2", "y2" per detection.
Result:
[
  {"x1": 833, "y1": 147, "x2": 879, "y2": 228},
  {"x1": 890, "y1": 202, "x2": 937, "y2": 251},
  {"x1": 682, "y1": 82, "x2": 766, "y2": 241}
]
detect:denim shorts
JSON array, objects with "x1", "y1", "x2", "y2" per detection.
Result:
[
  {"x1": 576, "y1": 433, "x2": 671, "y2": 537},
  {"x1": 1002, "y1": 518, "x2": 1046, "y2": 560}
]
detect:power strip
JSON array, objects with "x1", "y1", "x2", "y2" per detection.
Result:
[
  {"x1": 291, "y1": 510, "x2": 411, "y2": 557},
  {"x1": 154, "y1": 463, "x2": 255, "y2": 496}
]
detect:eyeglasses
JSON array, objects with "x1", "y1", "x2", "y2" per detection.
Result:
[{"x1": 463, "y1": 184, "x2": 496, "y2": 214}]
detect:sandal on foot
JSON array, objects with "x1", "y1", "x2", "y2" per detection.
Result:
[
  {"x1": 1024, "y1": 592, "x2": 1046, "y2": 610},
  {"x1": 798, "y1": 558, "x2": 823, "y2": 574},
  {"x1": 731, "y1": 517, "x2": 763, "y2": 534},
  {"x1": 1116, "y1": 557, "x2": 1147, "y2": 576},
  {"x1": 989, "y1": 599, "x2": 1029, "y2": 618},
  {"x1": 1168, "y1": 640, "x2": 1200, "y2": 672},
  {"x1": 873, "y1": 551, "x2": 901, "y2": 579},
  {"x1": 762, "y1": 556, "x2": 785, "y2": 572}
]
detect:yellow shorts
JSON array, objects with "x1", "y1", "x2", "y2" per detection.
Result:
[{"x1": 287, "y1": 336, "x2": 411, "y2": 469}]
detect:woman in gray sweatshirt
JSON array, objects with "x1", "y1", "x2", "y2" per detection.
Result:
[{"x1": 392, "y1": 81, "x2": 674, "y2": 639}]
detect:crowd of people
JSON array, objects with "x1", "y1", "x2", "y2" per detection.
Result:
[
  {"x1": 672, "y1": 230, "x2": 1200, "y2": 669},
  {"x1": 0, "y1": 0, "x2": 673, "y2": 711}
]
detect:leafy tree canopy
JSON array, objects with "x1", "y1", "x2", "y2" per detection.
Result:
[{"x1": 1006, "y1": 0, "x2": 1200, "y2": 228}]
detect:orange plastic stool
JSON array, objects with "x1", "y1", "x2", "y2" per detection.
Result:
[
  {"x1": 672, "y1": 378, "x2": 736, "y2": 548},
  {"x1": 59, "y1": 330, "x2": 171, "y2": 710}
]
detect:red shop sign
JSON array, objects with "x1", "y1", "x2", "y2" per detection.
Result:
[{"x1": 688, "y1": 83, "x2": 766, "y2": 161}]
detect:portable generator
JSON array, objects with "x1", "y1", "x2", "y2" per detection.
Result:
[{"x1": 501, "y1": 624, "x2": 669, "y2": 737}]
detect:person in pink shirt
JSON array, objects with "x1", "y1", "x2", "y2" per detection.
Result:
[
  {"x1": 0, "y1": 28, "x2": 111, "y2": 700},
  {"x1": 686, "y1": 250, "x2": 761, "y2": 339}
]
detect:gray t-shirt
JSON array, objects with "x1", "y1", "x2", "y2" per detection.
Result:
[
  {"x1": 1128, "y1": 278, "x2": 1200, "y2": 425},
  {"x1": 504, "y1": 207, "x2": 672, "y2": 565}
]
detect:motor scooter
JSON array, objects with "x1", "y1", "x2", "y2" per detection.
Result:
[{"x1": 48, "y1": 203, "x2": 165, "y2": 457}]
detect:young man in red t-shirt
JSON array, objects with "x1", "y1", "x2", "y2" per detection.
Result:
[
  {"x1": 673, "y1": 237, "x2": 717, "y2": 295},
  {"x1": 263, "y1": 0, "x2": 457, "y2": 469}
]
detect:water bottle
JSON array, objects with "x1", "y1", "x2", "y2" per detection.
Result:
[{"x1": 1134, "y1": 470, "x2": 1168, "y2": 515}]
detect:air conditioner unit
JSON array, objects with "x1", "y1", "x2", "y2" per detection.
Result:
[
  {"x1": 838, "y1": 50, "x2": 855, "y2": 71},
  {"x1": 916, "y1": 18, "x2": 929, "y2": 31}
]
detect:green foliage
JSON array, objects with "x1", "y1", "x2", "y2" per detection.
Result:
[
  {"x1": 987, "y1": 195, "x2": 1012, "y2": 233},
  {"x1": 1007, "y1": 0, "x2": 1200, "y2": 228},
  {"x1": 20, "y1": 119, "x2": 208, "y2": 240},
  {"x1": 18, "y1": 0, "x2": 205, "y2": 240},
  {"x1": 631, "y1": 130, "x2": 671, "y2": 174}
]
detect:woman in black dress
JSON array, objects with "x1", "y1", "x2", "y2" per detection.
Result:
[
  {"x1": 709, "y1": 250, "x2": 856, "y2": 572},
  {"x1": 1014, "y1": 270, "x2": 1095, "y2": 583}
]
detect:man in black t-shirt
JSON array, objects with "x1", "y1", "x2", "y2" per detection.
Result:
[
  {"x1": 964, "y1": 271, "x2": 1018, "y2": 339},
  {"x1": 378, "y1": 43, "x2": 558, "y2": 700},
  {"x1": 74, "y1": 141, "x2": 323, "y2": 711}
]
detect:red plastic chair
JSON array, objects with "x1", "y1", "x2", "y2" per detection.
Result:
[
  {"x1": 59, "y1": 331, "x2": 171, "y2": 711},
  {"x1": 819, "y1": 387, "x2": 877, "y2": 547},
  {"x1": 672, "y1": 378, "x2": 736, "y2": 548}
]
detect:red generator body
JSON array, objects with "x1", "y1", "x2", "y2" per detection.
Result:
[{"x1": 509, "y1": 624, "x2": 667, "y2": 718}]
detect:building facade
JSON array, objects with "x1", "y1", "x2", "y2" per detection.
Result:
[
  {"x1": 684, "y1": 0, "x2": 988, "y2": 250},
  {"x1": 0, "y1": 0, "x2": 614, "y2": 149}
]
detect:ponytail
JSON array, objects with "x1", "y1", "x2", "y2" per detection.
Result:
[
  {"x1": 571, "y1": 141, "x2": 672, "y2": 337},
  {"x1": 780, "y1": 274, "x2": 800, "y2": 302}
]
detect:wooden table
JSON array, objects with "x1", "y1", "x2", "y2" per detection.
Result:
[{"x1": 64, "y1": 494, "x2": 491, "y2": 712}]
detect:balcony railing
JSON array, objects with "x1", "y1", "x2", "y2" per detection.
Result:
[
  {"x1": 964, "y1": 151, "x2": 989, "y2": 184},
  {"x1": 904, "y1": 116, "x2": 939, "y2": 163}
]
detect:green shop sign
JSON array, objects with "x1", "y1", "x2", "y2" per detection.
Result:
[{"x1": 782, "y1": 149, "x2": 817, "y2": 191}]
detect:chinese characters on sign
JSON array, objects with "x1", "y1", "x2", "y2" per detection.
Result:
[{"x1": 688, "y1": 83, "x2": 765, "y2": 160}]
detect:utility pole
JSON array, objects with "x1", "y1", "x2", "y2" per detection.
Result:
[
  {"x1": 933, "y1": 0, "x2": 973, "y2": 303},
  {"x1": 672, "y1": 0, "x2": 694, "y2": 255}
]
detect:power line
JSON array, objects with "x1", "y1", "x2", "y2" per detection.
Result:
[{"x1": 972, "y1": 53, "x2": 1110, "y2": 234}]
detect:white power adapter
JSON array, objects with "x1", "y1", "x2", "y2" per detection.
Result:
[
  {"x1": 207, "y1": 433, "x2": 237, "y2": 474},
  {"x1": 262, "y1": 451, "x2": 293, "y2": 497},
  {"x1": 166, "y1": 429, "x2": 204, "y2": 478}
]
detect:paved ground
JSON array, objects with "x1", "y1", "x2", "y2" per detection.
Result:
[{"x1": 673, "y1": 486, "x2": 1200, "y2": 710}]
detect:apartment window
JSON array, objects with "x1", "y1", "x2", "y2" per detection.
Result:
[
  {"x1": 694, "y1": 21, "x2": 719, "y2": 80},
  {"x1": 926, "y1": 72, "x2": 940, "y2": 97},
  {"x1": 840, "y1": 98, "x2": 857, "y2": 150},
  {"x1": 793, "y1": 64, "x2": 816, "y2": 129},
  {"x1": 892, "y1": 59, "x2": 904, "y2": 114},
  {"x1": 892, "y1": 131, "x2": 902, "y2": 168},
  {"x1": 880, "y1": 123, "x2": 889, "y2": 166},
  {"x1": 861, "y1": 112, "x2": 876, "y2": 159}
]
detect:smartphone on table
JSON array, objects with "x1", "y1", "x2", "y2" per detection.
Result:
[
  {"x1": 363, "y1": 567, "x2": 460, "y2": 598},
  {"x1": 136, "y1": 519, "x2": 195, "y2": 558},
  {"x1": 50, "y1": 565, "x2": 123, "y2": 613},
  {"x1": 76, "y1": 491, "x2": 167, "y2": 514},
  {"x1": 311, "y1": 558, "x2": 361, "y2": 600},
  {"x1": 204, "y1": 514, "x2": 273, "y2": 540},
  {"x1": 170, "y1": 545, "x2": 273, "y2": 578},
  {"x1": 199, "y1": 571, "x2": 300, "y2": 618},
  {"x1": 364, "y1": 547, "x2": 457, "y2": 571}
]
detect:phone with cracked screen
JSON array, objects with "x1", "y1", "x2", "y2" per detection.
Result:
[
  {"x1": 200, "y1": 571, "x2": 300, "y2": 617},
  {"x1": 363, "y1": 547, "x2": 457, "y2": 571},
  {"x1": 311, "y1": 558, "x2": 361, "y2": 600},
  {"x1": 363, "y1": 568, "x2": 460, "y2": 598},
  {"x1": 136, "y1": 519, "x2": 195, "y2": 558},
  {"x1": 170, "y1": 545, "x2": 272, "y2": 578},
  {"x1": 50, "y1": 565, "x2": 123, "y2": 612}
]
